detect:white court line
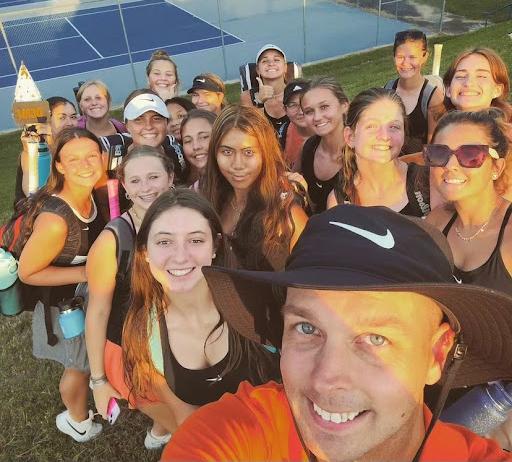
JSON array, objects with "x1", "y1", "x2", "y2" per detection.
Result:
[
  {"x1": 0, "y1": 34, "x2": 79, "y2": 50},
  {"x1": 0, "y1": 34, "x2": 233, "y2": 78},
  {"x1": 164, "y1": 0, "x2": 245, "y2": 43},
  {"x1": 65, "y1": 17, "x2": 103, "y2": 58}
]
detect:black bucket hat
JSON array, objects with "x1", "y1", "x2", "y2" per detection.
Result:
[{"x1": 203, "y1": 204, "x2": 512, "y2": 389}]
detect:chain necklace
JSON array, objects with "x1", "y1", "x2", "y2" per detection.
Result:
[
  {"x1": 129, "y1": 206, "x2": 144, "y2": 226},
  {"x1": 454, "y1": 201, "x2": 500, "y2": 242},
  {"x1": 230, "y1": 197, "x2": 245, "y2": 218}
]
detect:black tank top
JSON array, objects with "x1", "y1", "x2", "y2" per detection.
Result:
[
  {"x1": 442, "y1": 205, "x2": 512, "y2": 294},
  {"x1": 333, "y1": 163, "x2": 430, "y2": 218},
  {"x1": 391, "y1": 78, "x2": 429, "y2": 155},
  {"x1": 300, "y1": 135, "x2": 338, "y2": 213},
  {"x1": 264, "y1": 108, "x2": 288, "y2": 133},
  {"x1": 159, "y1": 317, "x2": 278, "y2": 406}
]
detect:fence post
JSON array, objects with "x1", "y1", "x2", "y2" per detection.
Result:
[
  {"x1": 438, "y1": 0, "x2": 446, "y2": 33},
  {"x1": 216, "y1": 0, "x2": 228, "y2": 81},
  {"x1": 376, "y1": 0, "x2": 381, "y2": 46},
  {"x1": 116, "y1": 0, "x2": 138, "y2": 88}
]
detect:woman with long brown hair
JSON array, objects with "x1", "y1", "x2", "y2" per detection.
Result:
[
  {"x1": 122, "y1": 189, "x2": 279, "y2": 443},
  {"x1": 327, "y1": 88, "x2": 431, "y2": 217},
  {"x1": 15, "y1": 127, "x2": 105, "y2": 441},
  {"x1": 201, "y1": 105, "x2": 307, "y2": 271},
  {"x1": 85, "y1": 146, "x2": 174, "y2": 449}
]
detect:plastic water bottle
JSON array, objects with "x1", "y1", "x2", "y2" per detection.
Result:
[
  {"x1": 441, "y1": 381, "x2": 512, "y2": 435},
  {"x1": 37, "y1": 140, "x2": 51, "y2": 188},
  {"x1": 0, "y1": 248, "x2": 22, "y2": 316}
]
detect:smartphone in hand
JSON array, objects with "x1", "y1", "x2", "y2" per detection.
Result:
[{"x1": 107, "y1": 397, "x2": 120, "y2": 425}]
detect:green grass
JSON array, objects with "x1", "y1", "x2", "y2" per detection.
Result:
[{"x1": 1, "y1": 20, "x2": 512, "y2": 461}]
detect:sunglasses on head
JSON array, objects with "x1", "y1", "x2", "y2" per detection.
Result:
[{"x1": 423, "y1": 144, "x2": 500, "y2": 168}]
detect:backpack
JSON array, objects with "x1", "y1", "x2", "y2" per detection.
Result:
[
  {"x1": 384, "y1": 76, "x2": 444, "y2": 120},
  {"x1": 0, "y1": 196, "x2": 84, "y2": 344},
  {"x1": 75, "y1": 215, "x2": 135, "y2": 313}
]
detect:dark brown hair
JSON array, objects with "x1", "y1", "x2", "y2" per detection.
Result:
[
  {"x1": 201, "y1": 104, "x2": 295, "y2": 270},
  {"x1": 117, "y1": 145, "x2": 174, "y2": 184}
]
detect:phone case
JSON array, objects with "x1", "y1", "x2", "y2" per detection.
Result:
[{"x1": 107, "y1": 397, "x2": 120, "y2": 425}]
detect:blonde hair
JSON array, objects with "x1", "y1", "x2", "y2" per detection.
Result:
[
  {"x1": 76, "y1": 80, "x2": 111, "y2": 106},
  {"x1": 146, "y1": 50, "x2": 180, "y2": 87}
]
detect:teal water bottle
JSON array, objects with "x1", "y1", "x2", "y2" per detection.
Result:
[
  {"x1": 0, "y1": 248, "x2": 22, "y2": 316},
  {"x1": 37, "y1": 139, "x2": 51, "y2": 188}
]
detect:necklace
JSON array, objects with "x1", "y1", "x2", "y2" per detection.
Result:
[
  {"x1": 454, "y1": 201, "x2": 500, "y2": 242},
  {"x1": 129, "y1": 206, "x2": 143, "y2": 225},
  {"x1": 230, "y1": 197, "x2": 244, "y2": 218}
]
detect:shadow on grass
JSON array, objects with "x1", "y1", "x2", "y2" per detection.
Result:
[{"x1": 0, "y1": 313, "x2": 161, "y2": 462}]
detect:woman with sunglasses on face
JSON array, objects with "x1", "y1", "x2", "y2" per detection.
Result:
[
  {"x1": 425, "y1": 109, "x2": 512, "y2": 449},
  {"x1": 201, "y1": 105, "x2": 308, "y2": 271},
  {"x1": 122, "y1": 189, "x2": 279, "y2": 445},
  {"x1": 180, "y1": 109, "x2": 217, "y2": 188},
  {"x1": 327, "y1": 88, "x2": 431, "y2": 217},
  {"x1": 298, "y1": 77, "x2": 349, "y2": 214},
  {"x1": 15, "y1": 128, "x2": 106, "y2": 442},
  {"x1": 426, "y1": 109, "x2": 511, "y2": 289},
  {"x1": 386, "y1": 29, "x2": 444, "y2": 155},
  {"x1": 85, "y1": 146, "x2": 174, "y2": 450}
]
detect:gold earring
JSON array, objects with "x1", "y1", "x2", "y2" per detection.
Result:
[
  {"x1": 492, "y1": 173, "x2": 499, "y2": 180},
  {"x1": 212, "y1": 252, "x2": 217, "y2": 259}
]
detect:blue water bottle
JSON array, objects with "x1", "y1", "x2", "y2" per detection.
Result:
[
  {"x1": 441, "y1": 381, "x2": 512, "y2": 435},
  {"x1": 58, "y1": 296, "x2": 85, "y2": 339},
  {"x1": 37, "y1": 139, "x2": 51, "y2": 188},
  {"x1": 0, "y1": 248, "x2": 22, "y2": 316}
]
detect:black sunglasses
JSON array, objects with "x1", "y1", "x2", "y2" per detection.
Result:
[{"x1": 423, "y1": 144, "x2": 499, "y2": 168}]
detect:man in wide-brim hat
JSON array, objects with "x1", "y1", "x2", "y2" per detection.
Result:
[{"x1": 162, "y1": 204, "x2": 512, "y2": 461}]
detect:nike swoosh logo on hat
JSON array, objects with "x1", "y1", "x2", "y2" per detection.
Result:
[
  {"x1": 453, "y1": 275, "x2": 462, "y2": 284},
  {"x1": 197, "y1": 78, "x2": 206, "y2": 83},
  {"x1": 66, "y1": 419, "x2": 87, "y2": 436},
  {"x1": 292, "y1": 85, "x2": 302, "y2": 91},
  {"x1": 139, "y1": 97, "x2": 155, "y2": 102},
  {"x1": 329, "y1": 221, "x2": 395, "y2": 249}
]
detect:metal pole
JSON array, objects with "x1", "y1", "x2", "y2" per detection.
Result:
[
  {"x1": 216, "y1": 0, "x2": 228, "y2": 81},
  {"x1": 438, "y1": 0, "x2": 446, "y2": 33},
  {"x1": 395, "y1": 0, "x2": 398, "y2": 19},
  {"x1": 376, "y1": 0, "x2": 381, "y2": 46},
  {"x1": 303, "y1": 0, "x2": 307, "y2": 62},
  {"x1": 116, "y1": 0, "x2": 138, "y2": 88},
  {"x1": 0, "y1": 21, "x2": 17, "y2": 73}
]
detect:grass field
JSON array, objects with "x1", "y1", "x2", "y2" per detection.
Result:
[{"x1": 0, "y1": 20, "x2": 512, "y2": 462}]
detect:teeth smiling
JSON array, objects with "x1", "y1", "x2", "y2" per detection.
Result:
[
  {"x1": 168, "y1": 268, "x2": 194, "y2": 277},
  {"x1": 444, "y1": 178, "x2": 466, "y2": 184},
  {"x1": 313, "y1": 402, "x2": 361, "y2": 424}
]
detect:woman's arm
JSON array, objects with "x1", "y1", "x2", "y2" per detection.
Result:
[
  {"x1": 85, "y1": 229, "x2": 122, "y2": 418},
  {"x1": 18, "y1": 212, "x2": 86, "y2": 285},
  {"x1": 289, "y1": 204, "x2": 308, "y2": 250},
  {"x1": 240, "y1": 90, "x2": 253, "y2": 107}
]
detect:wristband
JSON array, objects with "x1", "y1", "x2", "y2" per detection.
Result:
[{"x1": 89, "y1": 375, "x2": 108, "y2": 389}]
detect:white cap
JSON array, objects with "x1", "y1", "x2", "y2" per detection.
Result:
[
  {"x1": 255, "y1": 44, "x2": 286, "y2": 63},
  {"x1": 124, "y1": 93, "x2": 169, "y2": 121}
]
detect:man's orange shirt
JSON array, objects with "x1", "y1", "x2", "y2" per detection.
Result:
[{"x1": 162, "y1": 381, "x2": 512, "y2": 462}]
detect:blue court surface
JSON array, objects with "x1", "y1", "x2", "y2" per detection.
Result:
[{"x1": 0, "y1": 0, "x2": 242, "y2": 88}]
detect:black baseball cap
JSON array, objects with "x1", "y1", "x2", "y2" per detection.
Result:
[
  {"x1": 203, "y1": 204, "x2": 512, "y2": 389},
  {"x1": 187, "y1": 75, "x2": 224, "y2": 94},
  {"x1": 283, "y1": 79, "x2": 310, "y2": 106}
]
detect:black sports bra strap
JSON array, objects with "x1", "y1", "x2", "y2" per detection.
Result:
[
  {"x1": 442, "y1": 213, "x2": 458, "y2": 237},
  {"x1": 496, "y1": 204, "x2": 512, "y2": 247}
]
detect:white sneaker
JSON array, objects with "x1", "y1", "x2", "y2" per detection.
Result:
[
  {"x1": 56, "y1": 409, "x2": 102, "y2": 442},
  {"x1": 144, "y1": 428, "x2": 172, "y2": 450}
]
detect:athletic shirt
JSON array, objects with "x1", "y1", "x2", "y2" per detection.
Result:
[
  {"x1": 333, "y1": 163, "x2": 431, "y2": 217},
  {"x1": 159, "y1": 316, "x2": 279, "y2": 406},
  {"x1": 300, "y1": 135, "x2": 339, "y2": 213},
  {"x1": 278, "y1": 121, "x2": 308, "y2": 170},
  {"x1": 264, "y1": 107, "x2": 288, "y2": 133},
  {"x1": 389, "y1": 78, "x2": 430, "y2": 155},
  {"x1": 442, "y1": 205, "x2": 512, "y2": 294},
  {"x1": 46, "y1": 195, "x2": 105, "y2": 305}
]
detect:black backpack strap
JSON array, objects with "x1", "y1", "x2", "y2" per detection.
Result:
[
  {"x1": 420, "y1": 80, "x2": 437, "y2": 120},
  {"x1": 384, "y1": 78, "x2": 398, "y2": 90},
  {"x1": 406, "y1": 163, "x2": 431, "y2": 217},
  {"x1": 104, "y1": 216, "x2": 136, "y2": 281},
  {"x1": 42, "y1": 287, "x2": 58, "y2": 346}
]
